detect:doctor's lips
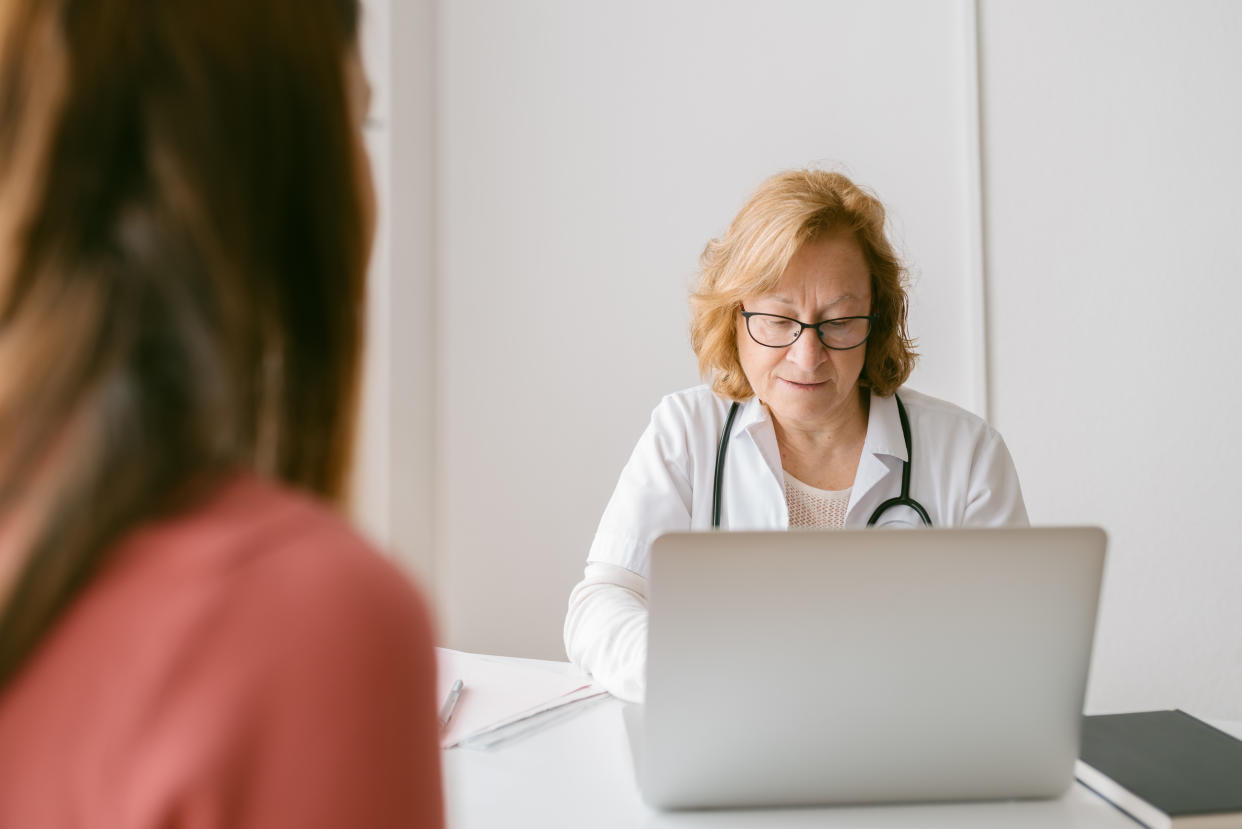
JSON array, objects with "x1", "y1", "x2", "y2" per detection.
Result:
[{"x1": 779, "y1": 378, "x2": 829, "y2": 390}]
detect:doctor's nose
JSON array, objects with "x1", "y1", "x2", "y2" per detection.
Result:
[{"x1": 786, "y1": 329, "x2": 829, "y2": 370}]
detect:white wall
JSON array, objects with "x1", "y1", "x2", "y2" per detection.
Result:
[
  {"x1": 364, "y1": 0, "x2": 1242, "y2": 718},
  {"x1": 353, "y1": 0, "x2": 393, "y2": 550},
  {"x1": 354, "y1": 0, "x2": 438, "y2": 590},
  {"x1": 980, "y1": 0, "x2": 1242, "y2": 718}
]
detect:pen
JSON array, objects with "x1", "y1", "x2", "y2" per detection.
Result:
[{"x1": 439, "y1": 679, "x2": 463, "y2": 730}]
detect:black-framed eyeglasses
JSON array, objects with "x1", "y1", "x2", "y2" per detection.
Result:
[{"x1": 740, "y1": 307, "x2": 874, "y2": 350}]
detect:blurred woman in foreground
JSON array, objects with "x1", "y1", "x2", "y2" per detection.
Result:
[{"x1": 0, "y1": 1, "x2": 442, "y2": 826}]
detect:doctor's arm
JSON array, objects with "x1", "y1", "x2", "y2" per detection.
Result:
[
  {"x1": 564, "y1": 562, "x2": 649, "y2": 703},
  {"x1": 963, "y1": 428, "x2": 1029, "y2": 527},
  {"x1": 563, "y1": 395, "x2": 696, "y2": 703}
]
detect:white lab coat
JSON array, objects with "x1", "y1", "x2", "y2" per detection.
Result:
[{"x1": 563, "y1": 384, "x2": 1028, "y2": 702}]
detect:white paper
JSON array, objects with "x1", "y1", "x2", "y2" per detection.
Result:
[{"x1": 436, "y1": 648, "x2": 601, "y2": 749}]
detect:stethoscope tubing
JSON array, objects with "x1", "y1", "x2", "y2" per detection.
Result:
[
  {"x1": 710, "y1": 391, "x2": 932, "y2": 529},
  {"x1": 711, "y1": 401, "x2": 742, "y2": 529}
]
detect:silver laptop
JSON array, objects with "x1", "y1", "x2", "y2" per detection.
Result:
[{"x1": 628, "y1": 527, "x2": 1107, "y2": 810}]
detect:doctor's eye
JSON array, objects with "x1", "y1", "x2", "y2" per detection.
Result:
[
  {"x1": 757, "y1": 318, "x2": 797, "y2": 333},
  {"x1": 750, "y1": 316, "x2": 798, "y2": 339},
  {"x1": 814, "y1": 316, "x2": 872, "y2": 350}
]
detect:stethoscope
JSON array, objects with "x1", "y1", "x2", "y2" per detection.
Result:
[{"x1": 710, "y1": 392, "x2": 932, "y2": 529}]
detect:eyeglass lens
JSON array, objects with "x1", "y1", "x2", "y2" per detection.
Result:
[{"x1": 745, "y1": 313, "x2": 870, "y2": 350}]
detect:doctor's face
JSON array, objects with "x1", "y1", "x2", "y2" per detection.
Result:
[{"x1": 736, "y1": 230, "x2": 871, "y2": 430}]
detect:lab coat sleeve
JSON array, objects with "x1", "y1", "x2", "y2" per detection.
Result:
[
  {"x1": 565, "y1": 394, "x2": 699, "y2": 703},
  {"x1": 963, "y1": 428, "x2": 1029, "y2": 527},
  {"x1": 563, "y1": 562, "x2": 648, "y2": 703},
  {"x1": 586, "y1": 395, "x2": 696, "y2": 575}
]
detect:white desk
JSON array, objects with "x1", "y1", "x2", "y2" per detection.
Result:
[{"x1": 443, "y1": 656, "x2": 1232, "y2": 829}]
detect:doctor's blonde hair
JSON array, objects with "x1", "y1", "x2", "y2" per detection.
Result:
[{"x1": 690, "y1": 169, "x2": 917, "y2": 401}]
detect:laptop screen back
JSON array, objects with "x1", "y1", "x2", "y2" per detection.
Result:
[{"x1": 641, "y1": 527, "x2": 1107, "y2": 810}]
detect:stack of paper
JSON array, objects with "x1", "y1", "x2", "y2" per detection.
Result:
[{"x1": 436, "y1": 648, "x2": 609, "y2": 750}]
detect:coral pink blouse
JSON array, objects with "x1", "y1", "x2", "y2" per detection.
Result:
[{"x1": 0, "y1": 475, "x2": 442, "y2": 828}]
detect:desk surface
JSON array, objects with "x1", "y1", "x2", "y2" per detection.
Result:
[{"x1": 442, "y1": 657, "x2": 1239, "y2": 829}]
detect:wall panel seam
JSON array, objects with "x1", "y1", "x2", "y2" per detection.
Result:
[{"x1": 962, "y1": 0, "x2": 992, "y2": 421}]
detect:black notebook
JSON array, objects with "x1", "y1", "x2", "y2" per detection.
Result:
[{"x1": 1076, "y1": 710, "x2": 1242, "y2": 829}]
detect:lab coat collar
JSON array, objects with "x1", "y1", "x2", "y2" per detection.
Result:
[
  {"x1": 722, "y1": 390, "x2": 909, "y2": 506},
  {"x1": 849, "y1": 389, "x2": 908, "y2": 517},
  {"x1": 730, "y1": 394, "x2": 771, "y2": 435},
  {"x1": 731, "y1": 396, "x2": 785, "y2": 490},
  {"x1": 861, "y1": 390, "x2": 908, "y2": 463},
  {"x1": 729, "y1": 390, "x2": 909, "y2": 459}
]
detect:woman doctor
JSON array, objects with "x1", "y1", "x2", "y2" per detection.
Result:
[{"x1": 563, "y1": 169, "x2": 1027, "y2": 703}]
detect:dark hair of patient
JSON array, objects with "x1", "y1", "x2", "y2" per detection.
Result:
[{"x1": 0, "y1": 0, "x2": 364, "y2": 686}]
